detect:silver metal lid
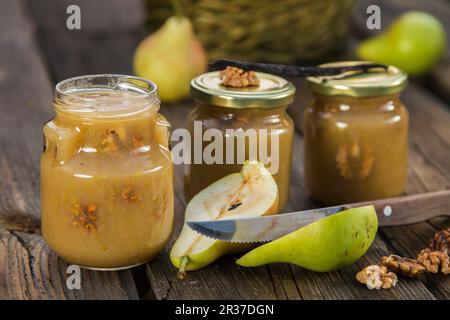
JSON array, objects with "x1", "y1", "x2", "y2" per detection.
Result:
[{"x1": 191, "y1": 71, "x2": 296, "y2": 109}]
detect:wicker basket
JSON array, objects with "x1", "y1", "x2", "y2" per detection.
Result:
[{"x1": 145, "y1": 0, "x2": 357, "y2": 63}]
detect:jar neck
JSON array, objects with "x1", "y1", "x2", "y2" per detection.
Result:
[
  {"x1": 54, "y1": 74, "x2": 160, "y2": 124},
  {"x1": 54, "y1": 105, "x2": 159, "y2": 126},
  {"x1": 198, "y1": 104, "x2": 288, "y2": 117},
  {"x1": 312, "y1": 93, "x2": 402, "y2": 111}
]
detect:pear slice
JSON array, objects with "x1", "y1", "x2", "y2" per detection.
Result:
[
  {"x1": 236, "y1": 206, "x2": 378, "y2": 272},
  {"x1": 170, "y1": 161, "x2": 279, "y2": 275},
  {"x1": 43, "y1": 121, "x2": 81, "y2": 163}
]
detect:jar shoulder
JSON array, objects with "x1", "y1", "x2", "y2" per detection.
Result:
[
  {"x1": 188, "y1": 105, "x2": 294, "y2": 130},
  {"x1": 305, "y1": 97, "x2": 408, "y2": 123},
  {"x1": 42, "y1": 117, "x2": 172, "y2": 171}
]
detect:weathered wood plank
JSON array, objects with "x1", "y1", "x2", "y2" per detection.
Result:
[
  {"x1": 27, "y1": 0, "x2": 145, "y2": 33},
  {"x1": 0, "y1": 0, "x2": 139, "y2": 300},
  {"x1": 0, "y1": 229, "x2": 139, "y2": 300},
  {"x1": 26, "y1": 0, "x2": 146, "y2": 81}
]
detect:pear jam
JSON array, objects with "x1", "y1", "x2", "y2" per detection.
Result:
[
  {"x1": 187, "y1": 70, "x2": 295, "y2": 210},
  {"x1": 304, "y1": 62, "x2": 409, "y2": 205},
  {"x1": 41, "y1": 75, "x2": 173, "y2": 270}
]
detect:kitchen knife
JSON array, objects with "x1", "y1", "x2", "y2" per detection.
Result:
[{"x1": 187, "y1": 190, "x2": 450, "y2": 243}]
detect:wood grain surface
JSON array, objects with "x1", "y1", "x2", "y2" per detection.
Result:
[{"x1": 0, "y1": 0, "x2": 448, "y2": 300}]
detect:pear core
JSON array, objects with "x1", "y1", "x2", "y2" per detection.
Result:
[{"x1": 236, "y1": 206, "x2": 378, "y2": 272}]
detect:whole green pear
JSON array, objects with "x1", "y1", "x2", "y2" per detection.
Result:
[
  {"x1": 133, "y1": 16, "x2": 207, "y2": 102},
  {"x1": 236, "y1": 206, "x2": 378, "y2": 272},
  {"x1": 358, "y1": 11, "x2": 446, "y2": 75}
]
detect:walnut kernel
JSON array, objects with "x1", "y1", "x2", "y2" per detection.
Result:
[
  {"x1": 336, "y1": 143, "x2": 374, "y2": 179},
  {"x1": 69, "y1": 202, "x2": 97, "y2": 231},
  {"x1": 428, "y1": 228, "x2": 450, "y2": 253},
  {"x1": 380, "y1": 255, "x2": 425, "y2": 278},
  {"x1": 219, "y1": 66, "x2": 260, "y2": 88},
  {"x1": 121, "y1": 185, "x2": 142, "y2": 204},
  {"x1": 356, "y1": 265, "x2": 398, "y2": 289},
  {"x1": 417, "y1": 248, "x2": 449, "y2": 274}
]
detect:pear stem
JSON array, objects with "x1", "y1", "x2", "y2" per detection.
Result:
[
  {"x1": 171, "y1": 0, "x2": 184, "y2": 19},
  {"x1": 176, "y1": 256, "x2": 189, "y2": 280}
]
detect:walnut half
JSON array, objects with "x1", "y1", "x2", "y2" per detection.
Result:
[
  {"x1": 417, "y1": 248, "x2": 450, "y2": 275},
  {"x1": 428, "y1": 228, "x2": 450, "y2": 253},
  {"x1": 380, "y1": 255, "x2": 425, "y2": 278},
  {"x1": 219, "y1": 66, "x2": 260, "y2": 88},
  {"x1": 356, "y1": 265, "x2": 398, "y2": 289}
]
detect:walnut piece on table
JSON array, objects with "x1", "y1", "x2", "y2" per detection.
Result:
[
  {"x1": 380, "y1": 255, "x2": 426, "y2": 278},
  {"x1": 219, "y1": 66, "x2": 260, "y2": 88},
  {"x1": 428, "y1": 227, "x2": 450, "y2": 253},
  {"x1": 417, "y1": 248, "x2": 450, "y2": 274},
  {"x1": 356, "y1": 265, "x2": 398, "y2": 289}
]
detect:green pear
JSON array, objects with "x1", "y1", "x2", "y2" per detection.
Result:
[
  {"x1": 133, "y1": 15, "x2": 207, "y2": 102},
  {"x1": 170, "y1": 162, "x2": 279, "y2": 276},
  {"x1": 358, "y1": 11, "x2": 446, "y2": 75},
  {"x1": 236, "y1": 206, "x2": 378, "y2": 272}
]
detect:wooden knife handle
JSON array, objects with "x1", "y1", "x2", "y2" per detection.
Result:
[{"x1": 348, "y1": 190, "x2": 450, "y2": 226}]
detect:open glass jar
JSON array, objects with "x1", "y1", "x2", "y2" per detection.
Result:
[
  {"x1": 41, "y1": 75, "x2": 173, "y2": 270},
  {"x1": 186, "y1": 71, "x2": 295, "y2": 210},
  {"x1": 304, "y1": 62, "x2": 409, "y2": 205}
]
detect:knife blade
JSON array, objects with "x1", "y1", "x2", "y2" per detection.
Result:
[
  {"x1": 187, "y1": 190, "x2": 450, "y2": 243},
  {"x1": 187, "y1": 205, "x2": 348, "y2": 243}
]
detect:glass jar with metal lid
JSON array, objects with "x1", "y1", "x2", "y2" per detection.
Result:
[
  {"x1": 187, "y1": 71, "x2": 296, "y2": 210},
  {"x1": 304, "y1": 61, "x2": 409, "y2": 205}
]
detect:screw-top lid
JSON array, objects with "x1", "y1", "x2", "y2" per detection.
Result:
[
  {"x1": 306, "y1": 61, "x2": 408, "y2": 97},
  {"x1": 190, "y1": 71, "x2": 296, "y2": 109}
]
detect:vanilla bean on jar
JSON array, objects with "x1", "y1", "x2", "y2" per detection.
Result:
[
  {"x1": 304, "y1": 62, "x2": 409, "y2": 205},
  {"x1": 41, "y1": 75, "x2": 173, "y2": 270},
  {"x1": 186, "y1": 68, "x2": 296, "y2": 210}
]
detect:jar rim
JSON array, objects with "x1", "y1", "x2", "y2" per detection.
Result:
[
  {"x1": 306, "y1": 61, "x2": 408, "y2": 98},
  {"x1": 54, "y1": 74, "x2": 160, "y2": 118}
]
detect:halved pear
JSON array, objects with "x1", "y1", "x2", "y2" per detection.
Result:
[
  {"x1": 236, "y1": 206, "x2": 378, "y2": 272},
  {"x1": 170, "y1": 161, "x2": 279, "y2": 275}
]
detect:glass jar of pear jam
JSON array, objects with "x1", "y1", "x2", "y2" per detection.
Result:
[
  {"x1": 41, "y1": 75, "x2": 173, "y2": 270},
  {"x1": 304, "y1": 62, "x2": 409, "y2": 205},
  {"x1": 186, "y1": 71, "x2": 295, "y2": 210}
]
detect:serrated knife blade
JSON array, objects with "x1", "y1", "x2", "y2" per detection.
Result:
[
  {"x1": 187, "y1": 205, "x2": 347, "y2": 243},
  {"x1": 186, "y1": 190, "x2": 450, "y2": 243}
]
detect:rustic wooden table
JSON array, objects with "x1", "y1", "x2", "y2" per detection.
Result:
[{"x1": 0, "y1": 0, "x2": 449, "y2": 300}]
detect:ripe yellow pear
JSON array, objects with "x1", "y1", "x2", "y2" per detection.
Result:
[
  {"x1": 133, "y1": 15, "x2": 207, "y2": 102},
  {"x1": 170, "y1": 162, "x2": 279, "y2": 276}
]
